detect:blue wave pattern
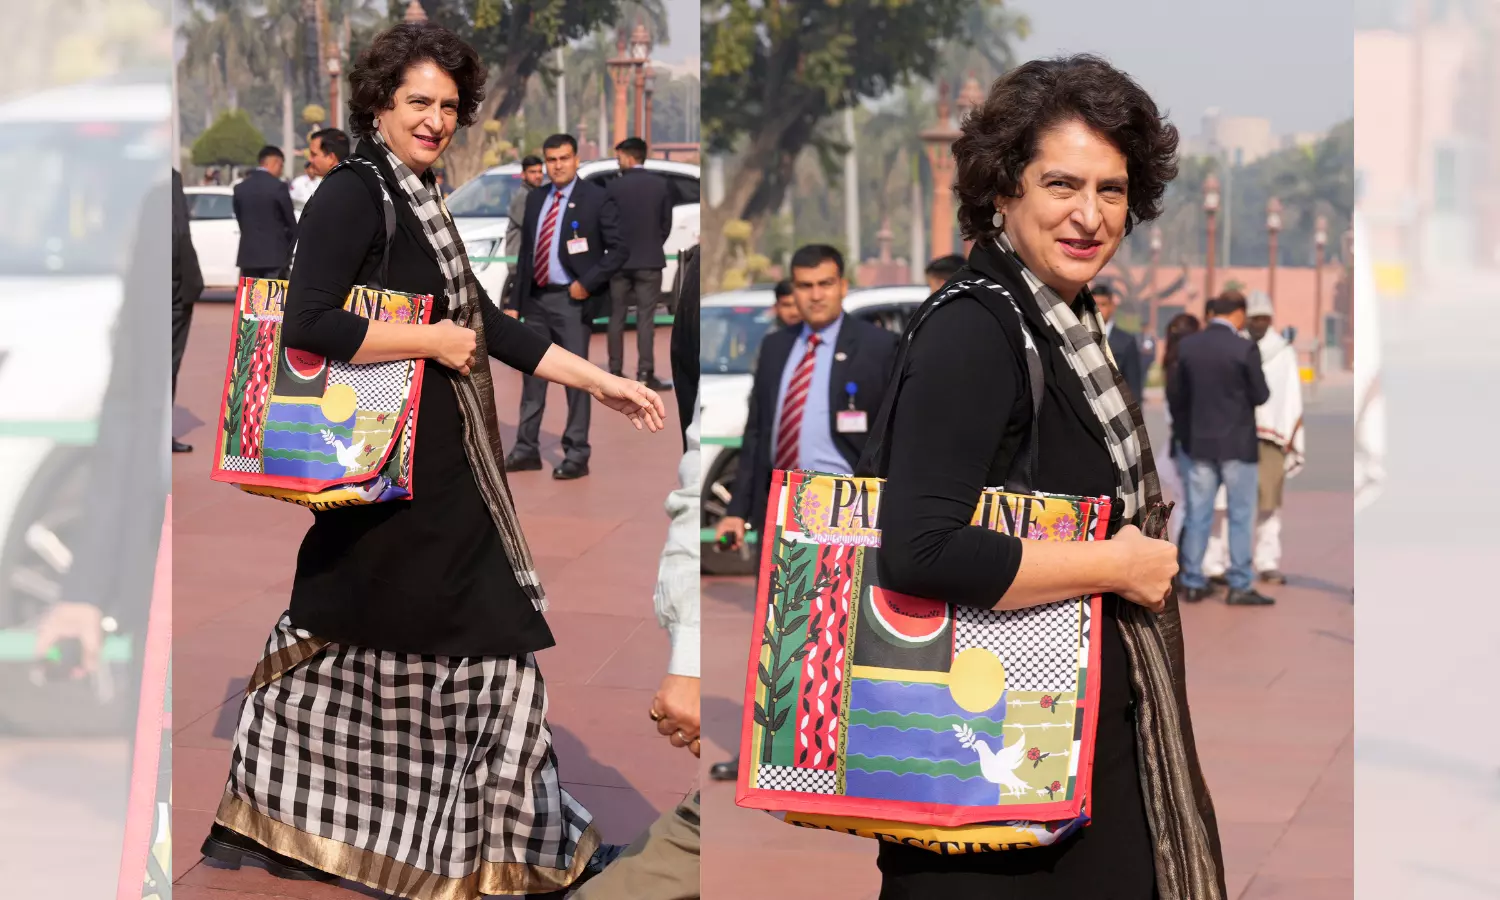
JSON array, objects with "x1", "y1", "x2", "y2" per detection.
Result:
[
  {"x1": 261, "y1": 403, "x2": 354, "y2": 480},
  {"x1": 844, "y1": 679, "x2": 1006, "y2": 807}
]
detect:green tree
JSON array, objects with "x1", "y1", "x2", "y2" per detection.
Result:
[
  {"x1": 701, "y1": 0, "x2": 1016, "y2": 291},
  {"x1": 192, "y1": 109, "x2": 267, "y2": 167},
  {"x1": 418, "y1": 0, "x2": 664, "y2": 183}
]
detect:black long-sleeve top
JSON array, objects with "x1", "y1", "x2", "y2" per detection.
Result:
[
  {"x1": 277, "y1": 144, "x2": 556, "y2": 656},
  {"x1": 872, "y1": 261, "x2": 1155, "y2": 895}
]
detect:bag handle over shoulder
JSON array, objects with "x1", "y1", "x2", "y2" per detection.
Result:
[
  {"x1": 854, "y1": 276, "x2": 1045, "y2": 495},
  {"x1": 290, "y1": 157, "x2": 398, "y2": 288}
]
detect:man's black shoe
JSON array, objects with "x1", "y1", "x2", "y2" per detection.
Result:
[
  {"x1": 1180, "y1": 586, "x2": 1213, "y2": 604},
  {"x1": 1225, "y1": 587, "x2": 1276, "y2": 606},
  {"x1": 172, "y1": 439, "x2": 193, "y2": 453},
  {"x1": 552, "y1": 459, "x2": 589, "y2": 480},
  {"x1": 639, "y1": 374, "x2": 673, "y2": 392},
  {"x1": 200, "y1": 823, "x2": 338, "y2": 883},
  {"x1": 709, "y1": 756, "x2": 738, "y2": 781},
  {"x1": 505, "y1": 451, "x2": 543, "y2": 472}
]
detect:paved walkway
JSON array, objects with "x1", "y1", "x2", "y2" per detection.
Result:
[
  {"x1": 701, "y1": 396, "x2": 1353, "y2": 900},
  {"x1": 172, "y1": 303, "x2": 691, "y2": 898}
]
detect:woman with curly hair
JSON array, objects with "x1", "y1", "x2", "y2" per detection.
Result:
[
  {"x1": 871, "y1": 55, "x2": 1226, "y2": 898},
  {"x1": 198, "y1": 21, "x2": 662, "y2": 898}
]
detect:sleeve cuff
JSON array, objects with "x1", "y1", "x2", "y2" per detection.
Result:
[{"x1": 666, "y1": 622, "x2": 700, "y2": 679}]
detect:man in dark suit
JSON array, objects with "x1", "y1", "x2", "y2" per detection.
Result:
[
  {"x1": 1168, "y1": 289, "x2": 1273, "y2": 606},
  {"x1": 605, "y1": 137, "x2": 673, "y2": 390},
  {"x1": 708, "y1": 243, "x2": 899, "y2": 783},
  {"x1": 505, "y1": 133, "x2": 628, "y2": 480},
  {"x1": 1093, "y1": 281, "x2": 1144, "y2": 402},
  {"x1": 171, "y1": 169, "x2": 203, "y2": 453},
  {"x1": 232, "y1": 145, "x2": 297, "y2": 280}
]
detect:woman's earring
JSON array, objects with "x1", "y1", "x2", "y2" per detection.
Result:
[{"x1": 992, "y1": 210, "x2": 1004, "y2": 229}]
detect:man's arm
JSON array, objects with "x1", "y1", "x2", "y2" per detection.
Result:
[
  {"x1": 655, "y1": 408, "x2": 701, "y2": 678},
  {"x1": 509, "y1": 194, "x2": 536, "y2": 311},
  {"x1": 1246, "y1": 341, "x2": 1271, "y2": 406},
  {"x1": 278, "y1": 181, "x2": 297, "y2": 247},
  {"x1": 658, "y1": 180, "x2": 673, "y2": 248},
  {"x1": 725, "y1": 350, "x2": 772, "y2": 522},
  {"x1": 574, "y1": 193, "x2": 629, "y2": 294}
]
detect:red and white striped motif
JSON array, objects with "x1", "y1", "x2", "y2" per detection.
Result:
[
  {"x1": 795, "y1": 543, "x2": 852, "y2": 770},
  {"x1": 774, "y1": 334, "x2": 821, "y2": 472},
  {"x1": 241, "y1": 321, "x2": 277, "y2": 457}
]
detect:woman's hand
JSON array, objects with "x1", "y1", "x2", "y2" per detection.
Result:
[
  {"x1": 1110, "y1": 525, "x2": 1178, "y2": 613},
  {"x1": 590, "y1": 372, "x2": 667, "y2": 432},
  {"x1": 429, "y1": 319, "x2": 478, "y2": 376}
]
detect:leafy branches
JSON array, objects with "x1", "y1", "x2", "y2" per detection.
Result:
[{"x1": 754, "y1": 537, "x2": 831, "y2": 765}]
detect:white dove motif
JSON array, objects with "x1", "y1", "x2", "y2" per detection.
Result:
[
  {"x1": 953, "y1": 723, "x2": 1031, "y2": 803},
  {"x1": 321, "y1": 429, "x2": 363, "y2": 469}
]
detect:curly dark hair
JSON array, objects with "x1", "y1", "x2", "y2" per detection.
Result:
[
  {"x1": 346, "y1": 22, "x2": 486, "y2": 139},
  {"x1": 953, "y1": 54, "x2": 1179, "y2": 243}
]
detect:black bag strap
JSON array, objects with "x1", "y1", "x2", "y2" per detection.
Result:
[
  {"x1": 291, "y1": 157, "x2": 398, "y2": 288},
  {"x1": 855, "y1": 276, "x2": 1045, "y2": 495}
]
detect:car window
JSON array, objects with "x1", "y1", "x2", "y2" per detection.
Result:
[
  {"x1": 445, "y1": 171, "x2": 525, "y2": 218},
  {"x1": 851, "y1": 303, "x2": 915, "y2": 335},
  {"x1": 702, "y1": 305, "x2": 778, "y2": 375},
  {"x1": 190, "y1": 193, "x2": 234, "y2": 220},
  {"x1": 668, "y1": 174, "x2": 699, "y2": 206}
]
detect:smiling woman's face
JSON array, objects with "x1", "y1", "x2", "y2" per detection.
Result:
[
  {"x1": 375, "y1": 60, "x2": 459, "y2": 175},
  {"x1": 997, "y1": 119, "x2": 1129, "y2": 300}
]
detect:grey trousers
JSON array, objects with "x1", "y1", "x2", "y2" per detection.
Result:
[
  {"x1": 514, "y1": 287, "x2": 591, "y2": 464},
  {"x1": 608, "y1": 269, "x2": 662, "y2": 377},
  {"x1": 574, "y1": 791, "x2": 700, "y2": 900}
]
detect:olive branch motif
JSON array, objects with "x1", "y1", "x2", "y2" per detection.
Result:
[
  {"x1": 223, "y1": 314, "x2": 259, "y2": 456},
  {"x1": 754, "y1": 534, "x2": 833, "y2": 765}
]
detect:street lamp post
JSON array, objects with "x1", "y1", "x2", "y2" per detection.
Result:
[
  {"x1": 920, "y1": 81, "x2": 961, "y2": 258},
  {"x1": 607, "y1": 33, "x2": 632, "y2": 147},
  {"x1": 1148, "y1": 227, "x2": 1163, "y2": 337},
  {"x1": 629, "y1": 24, "x2": 652, "y2": 140},
  {"x1": 643, "y1": 65, "x2": 655, "y2": 147},
  {"x1": 1203, "y1": 172, "x2": 1221, "y2": 306},
  {"x1": 1266, "y1": 196, "x2": 1282, "y2": 303},
  {"x1": 1314, "y1": 215, "x2": 1328, "y2": 378},
  {"x1": 326, "y1": 51, "x2": 341, "y2": 130}
]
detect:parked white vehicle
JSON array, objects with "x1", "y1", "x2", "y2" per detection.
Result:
[
  {"x1": 0, "y1": 78, "x2": 168, "y2": 643},
  {"x1": 700, "y1": 284, "x2": 927, "y2": 574},
  {"x1": 185, "y1": 183, "x2": 303, "y2": 292},
  {"x1": 451, "y1": 158, "x2": 700, "y2": 311}
]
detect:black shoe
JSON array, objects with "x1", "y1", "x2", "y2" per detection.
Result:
[
  {"x1": 1259, "y1": 569, "x2": 1288, "y2": 585},
  {"x1": 639, "y1": 374, "x2": 673, "y2": 392},
  {"x1": 172, "y1": 439, "x2": 193, "y2": 453},
  {"x1": 1225, "y1": 587, "x2": 1276, "y2": 606},
  {"x1": 505, "y1": 451, "x2": 542, "y2": 471},
  {"x1": 552, "y1": 459, "x2": 589, "y2": 480},
  {"x1": 1208, "y1": 574, "x2": 1228, "y2": 587},
  {"x1": 710, "y1": 756, "x2": 739, "y2": 781},
  {"x1": 1179, "y1": 586, "x2": 1213, "y2": 604},
  {"x1": 200, "y1": 823, "x2": 338, "y2": 883}
]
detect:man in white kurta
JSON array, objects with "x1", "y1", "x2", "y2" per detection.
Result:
[{"x1": 1203, "y1": 291, "x2": 1304, "y2": 583}]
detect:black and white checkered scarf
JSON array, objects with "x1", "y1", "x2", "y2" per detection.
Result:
[
  {"x1": 370, "y1": 131, "x2": 546, "y2": 611},
  {"x1": 997, "y1": 233, "x2": 1159, "y2": 525}
]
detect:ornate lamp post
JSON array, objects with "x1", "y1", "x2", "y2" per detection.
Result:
[
  {"x1": 1148, "y1": 227, "x2": 1163, "y2": 337},
  {"x1": 643, "y1": 65, "x2": 656, "y2": 147},
  {"x1": 1266, "y1": 196, "x2": 1282, "y2": 303},
  {"x1": 920, "y1": 82, "x2": 962, "y2": 258},
  {"x1": 630, "y1": 24, "x2": 652, "y2": 140},
  {"x1": 607, "y1": 32, "x2": 633, "y2": 147},
  {"x1": 1313, "y1": 215, "x2": 1328, "y2": 377},
  {"x1": 325, "y1": 50, "x2": 342, "y2": 130},
  {"x1": 1203, "y1": 172, "x2": 1221, "y2": 305}
]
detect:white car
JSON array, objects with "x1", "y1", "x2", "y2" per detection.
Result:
[
  {"x1": 0, "y1": 77, "x2": 168, "y2": 731},
  {"x1": 185, "y1": 183, "x2": 303, "y2": 292},
  {"x1": 700, "y1": 285, "x2": 927, "y2": 574},
  {"x1": 451, "y1": 158, "x2": 700, "y2": 313}
]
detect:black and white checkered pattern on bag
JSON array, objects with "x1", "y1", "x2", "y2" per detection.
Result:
[
  {"x1": 328, "y1": 358, "x2": 408, "y2": 413},
  {"x1": 226, "y1": 615, "x2": 593, "y2": 879},
  {"x1": 996, "y1": 234, "x2": 1150, "y2": 524},
  {"x1": 756, "y1": 765, "x2": 837, "y2": 794},
  {"x1": 954, "y1": 601, "x2": 1081, "y2": 692}
]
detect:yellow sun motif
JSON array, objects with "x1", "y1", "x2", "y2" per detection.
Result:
[
  {"x1": 948, "y1": 647, "x2": 1007, "y2": 713},
  {"x1": 319, "y1": 383, "x2": 358, "y2": 424}
]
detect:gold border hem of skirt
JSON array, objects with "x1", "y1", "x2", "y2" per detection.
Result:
[{"x1": 214, "y1": 791, "x2": 602, "y2": 899}]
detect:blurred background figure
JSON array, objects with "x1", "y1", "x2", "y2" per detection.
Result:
[
  {"x1": 1093, "y1": 279, "x2": 1145, "y2": 401},
  {"x1": 231, "y1": 144, "x2": 296, "y2": 280},
  {"x1": 923, "y1": 252, "x2": 965, "y2": 292},
  {"x1": 171, "y1": 168, "x2": 203, "y2": 453},
  {"x1": 771, "y1": 279, "x2": 801, "y2": 330},
  {"x1": 606, "y1": 136, "x2": 674, "y2": 390}
]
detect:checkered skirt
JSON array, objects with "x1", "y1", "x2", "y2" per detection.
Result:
[{"x1": 214, "y1": 614, "x2": 598, "y2": 899}]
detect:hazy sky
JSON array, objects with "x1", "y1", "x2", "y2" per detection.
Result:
[
  {"x1": 1012, "y1": 0, "x2": 1353, "y2": 136},
  {"x1": 654, "y1": 0, "x2": 701, "y2": 66}
]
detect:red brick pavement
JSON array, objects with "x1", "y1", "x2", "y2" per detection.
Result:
[
  {"x1": 172, "y1": 303, "x2": 691, "y2": 898},
  {"x1": 701, "y1": 486, "x2": 1352, "y2": 900}
]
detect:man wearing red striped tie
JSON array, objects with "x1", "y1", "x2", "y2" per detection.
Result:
[
  {"x1": 506, "y1": 133, "x2": 628, "y2": 479},
  {"x1": 709, "y1": 243, "x2": 899, "y2": 781}
]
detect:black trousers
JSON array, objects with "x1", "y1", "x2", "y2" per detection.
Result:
[
  {"x1": 239, "y1": 265, "x2": 289, "y2": 280},
  {"x1": 514, "y1": 288, "x2": 592, "y2": 464},
  {"x1": 171, "y1": 294, "x2": 193, "y2": 399},
  {"x1": 607, "y1": 269, "x2": 661, "y2": 376}
]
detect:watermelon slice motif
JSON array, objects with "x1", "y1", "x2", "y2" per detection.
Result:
[{"x1": 867, "y1": 586, "x2": 951, "y2": 646}]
